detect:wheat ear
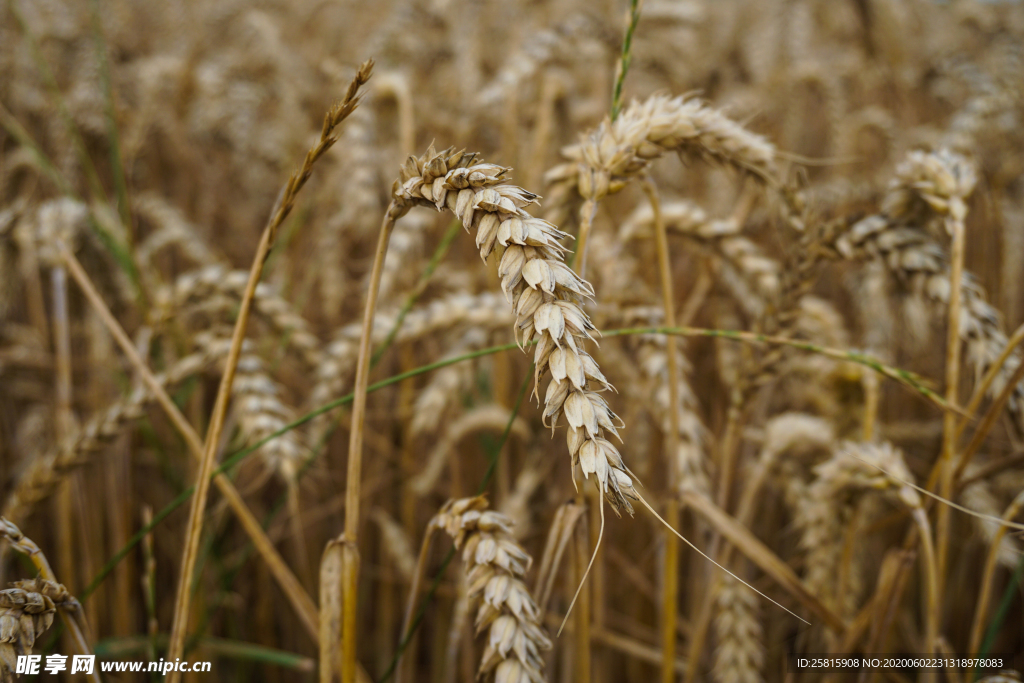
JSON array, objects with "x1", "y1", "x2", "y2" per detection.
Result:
[
  {"x1": 391, "y1": 144, "x2": 638, "y2": 513},
  {"x1": 431, "y1": 496, "x2": 552, "y2": 683},
  {"x1": 0, "y1": 518, "x2": 98, "y2": 683}
]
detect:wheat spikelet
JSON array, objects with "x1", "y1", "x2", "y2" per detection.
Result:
[
  {"x1": 712, "y1": 575, "x2": 764, "y2": 683},
  {"x1": 154, "y1": 266, "x2": 324, "y2": 369},
  {"x1": 754, "y1": 413, "x2": 835, "y2": 515},
  {"x1": 782, "y1": 62, "x2": 844, "y2": 159},
  {"x1": 431, "y1": 496, "x2": 551, "y2": 683},
  {"x1": 0, "y1": 518, "x2": 93, "y2": 681},
  {"x1": 409, "y1": 359, "x2": 474, "y2": 438},
  {"x1": 406, "y1": 328, "x2": 491, "y2": 445},
  {"x1": 0, "y1": 581, "x2": 59, "y2": 679},
  {"x1": 2, "y1": 344, "x2": 221, "y2": 522},
  {"x1": 546, "y1": 92, "x2": 779, "y2": 206},
  {"x1": 634, "y1": 337, "x2": 709, "y2": 496},
  {"x1": 392, "y1": 145, "x2": 637, "y2": 513},
  {"x1": 499, "y1": 462, "x2": 547, "y2": 542},
  {"x1": 14, "y1": 199, "x2": 89, "y2": 270},
  {"x1": 620, "y1": 200, "x2": 781, "y2": 318},
  {"x1": 475, "y1": 13, "x2": 607, "y2": 112},
  {"x1": 308, "y1": 292, "x2": 513, "y2": 446},
  {"x1": 880, "y1": 149, "x2": 977, "y2": 226},
  {"x1": 795, "y1": 441, "x2": 920, "y2": 615},
  {"x1": 216, "y1": 335, "x2": 308, "y2": 484},
  {"x1": 134, "y1": 193, "x2": 219, "y2": 273},
  {"x1": 832, "y1": 151, "x2": 1024, "y2": 435}
]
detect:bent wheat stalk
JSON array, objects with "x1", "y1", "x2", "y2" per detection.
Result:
[
  {"x1": 168, "y1": 60, "x2": 373, "y2": 680},
  {"x1": 58, "y1": 246, "x2": 320, "y2": 639}
]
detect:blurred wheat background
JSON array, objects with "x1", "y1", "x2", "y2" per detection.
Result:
[{"x1": 2, "y1": 0, "x2": 1024, "y2": 681}]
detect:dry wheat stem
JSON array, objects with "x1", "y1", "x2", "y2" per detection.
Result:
[
  {"x1": 167, "y1": 63, "x2": 372, "y2": 676},
  {"x1": 572, "y1": 507, "x2": 592, "y2": 683},
  {"x1": 342, "y1": 202, "x2": 403, "y2": 683},
  {"x1": 58, "y1": 245, "x2": 321, "y2": 640},
  {"x1": 935, "y1": 211, "x2": 966, "y2": 628},
  {"x1": 912, "y1": 507, "x2": 940, "y2": 658},
  {"x1": 968, "y1": 488, "x2": 1024, "y2": 658},
  {"x1": 558, "y1": 497, "x2": 604, "y2": 639},
  {"x1": 533, "y1": 503, "x2": 586, "y2": 615},
  {"x1": 50, "y1": 262, "x2": 76, "y2": 611},
  {"x1": 640, "y1": 174, "x2": 682, "y2": 683},
  {"x1": 320, "y1": 537, "x2": 344, "y2": 683},
  {"x1": 394, "y1": 521, "x2": 438, "y2": 683}
]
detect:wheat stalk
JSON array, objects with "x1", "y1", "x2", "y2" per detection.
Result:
[
  {"x1": 55, "y1": 249, "x2": 322, "y2": 641},
  {"x1": 165, "y1": 61, "x2": 373, "y2": 677}
]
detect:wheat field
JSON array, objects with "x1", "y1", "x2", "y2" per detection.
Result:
[{"x1": 2, "y1": 0, "x2": 1024, "y2": 681}]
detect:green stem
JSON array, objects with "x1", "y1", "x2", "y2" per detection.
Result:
[
  {"x1": 976, "y1": 550, "x2": 1024, "y2": 676},
  {"x1": 611, "y1": 0, "x2": 643, "y2": 122},
  {"x1": 91, "y1": 0, "x2": 133, "y2": 234},
  {"x1": 80, "y1": 325, "x2": 945, "y2": 602}
]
